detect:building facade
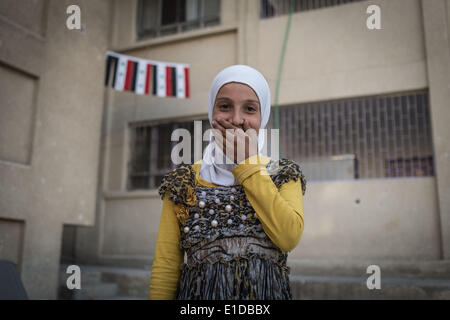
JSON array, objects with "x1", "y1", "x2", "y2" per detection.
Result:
[{"x1": 1, "y1": 0, "x2": 449, "y2": 299}]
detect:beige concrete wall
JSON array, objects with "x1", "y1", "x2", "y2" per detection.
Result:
[
  {"x1": 291, "y1": 177, "x2": 441, "y2": 260},
  {"x1": 0, "y1": 0, "x2": 111, "y2": 298},
  {"x1": 257, "y1": 0, "x2": 427, "y2": 104},
  {"x1": 100, "y1": 192, "x2": 161, "y2": 261},
  {"x1": 74, "y1": 0, "x2": 447, "y2": 269}
]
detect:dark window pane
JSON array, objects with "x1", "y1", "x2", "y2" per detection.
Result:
[
  {"x1": 138, "y1": 0, "x2": 220, "y2": 40},
  {"x1": 204, "y1": 0, "x2": 220, "y2": 19},
  {"x1": 162, "y1": 0, "x2": 178, "y2": 25},
  {"x1": 141, "y1": 0, "x2": 158, "y2": 28}
]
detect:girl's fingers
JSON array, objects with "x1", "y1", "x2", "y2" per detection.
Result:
[
  {"x1": 217, "y1": 118, "x2": 239, "y2": 130},
  {"x1": 243, "y1": 119, "x2": 250, "y2": 132},
  {"x1": 222, "y1": 131, "x2": 237, "y2": 161},
  {"x1": 234, "y1": 128, "x2": 245, "y2": 137},
  {"x1": 246, "y1": 127, "x2": 258, "y2": 140},
  {"x1": 211, "y1": 120, "x2": 227, "y2": 136},
  {"x1": 213, "y1": 118, "x2": 259, "y2": 163}
]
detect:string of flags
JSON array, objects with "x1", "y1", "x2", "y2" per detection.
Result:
[{"x1": 104, "y1": 51, "x2": 190, "y2": 99}]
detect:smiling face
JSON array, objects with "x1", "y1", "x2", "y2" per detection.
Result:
[{"x1": 212, "y1": 82, "x2": 262, "y2": 133}]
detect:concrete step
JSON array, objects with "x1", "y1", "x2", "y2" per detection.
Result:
[
  {"x1": 59, "y1": 265, "x2": 103, "y2": 286},
  {"x1": 72, "y1": 283, "x2": 119, "y2": 300},
  {"x1": 97, "y1": 296, "x2": 147, "y2": 300},
  {"x1": 290, "y1": 274, "x2": 450, "y2": 300},
  {"x1": 58, "y1": 264, "x2": 151, "y2": 300},
  {"x1": 287, "y1": 259, "x2": 450, "y2": 280},
  {"x1": 100, "y1": 267, "x2": 151, "y2": 297}
]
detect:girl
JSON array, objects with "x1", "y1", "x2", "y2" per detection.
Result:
[{"x1": 149, "y1": 65, "x2": 306, "y2": 300}]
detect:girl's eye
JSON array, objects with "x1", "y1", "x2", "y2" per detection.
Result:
[
  {"x1": 246, "y1": 105, "x2": 256, "y2": 112},
  {"x1": 219, "y1": 104, "x2": 229, "y2": 109}
]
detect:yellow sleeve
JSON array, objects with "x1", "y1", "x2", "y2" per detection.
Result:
[
  {"x1": 232, "y1": 156, "x2": 305, "y2": 252},
  {"x1": 148, "y1": 194, "x2": 184, "y2": 300}
]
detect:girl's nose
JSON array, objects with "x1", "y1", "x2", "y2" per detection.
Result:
[{"x1": 231, "y1": 112, "x2": 243, "y2": 127}]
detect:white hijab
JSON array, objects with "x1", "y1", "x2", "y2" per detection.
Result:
[{"x1": 199, "y1": 65, "x2": 271, "y2": 186}]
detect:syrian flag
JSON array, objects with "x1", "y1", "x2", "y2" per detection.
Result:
[
  {"x1": 114, "y1": 55, "x2": 127, "y2": 91},
  {"x1": 134, "y1": 59, "x2": 148, "y2": 95},
  {"x1": 175, "y1": 65, "x2": 189, "y2": 99},
  {"x1": 105, "y1": 51, "x2": 190, "y2": 99},
  {"x1": 156, "y1": 62, "x2": 166, "y2": 97}
]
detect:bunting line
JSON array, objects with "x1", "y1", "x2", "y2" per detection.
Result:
[{"x1": 104, "y1": 51, "x2": 190, "y2": 99}]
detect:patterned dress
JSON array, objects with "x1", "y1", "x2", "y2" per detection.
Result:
[{"x1": 158, "y1": 159, "x2": 307, "y2": 300}]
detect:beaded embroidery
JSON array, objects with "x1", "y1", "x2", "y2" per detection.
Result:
[{"x1": 158, "y1": 158, "x2": 306, "y2": 300}]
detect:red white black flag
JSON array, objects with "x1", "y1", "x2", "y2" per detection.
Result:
[{"x1": 104, "y1": 51, "x2": 190, "y2": 99}]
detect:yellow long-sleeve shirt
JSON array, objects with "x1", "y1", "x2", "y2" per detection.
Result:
[{"x1": 149, "y1": 156, "x2": 305, "y2": 300}]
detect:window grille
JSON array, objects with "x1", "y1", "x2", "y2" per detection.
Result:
[
  {"x1": 137, "y1": 0, "x2": 221, "y2": 40},
  {"x1": 261, "y1": 0, "x2": 366, "y2": 18},
  {"x1": 270, "y1": 91, "x2": 434, "y2": 181},
  {"x1": 128, "y1": 118, "x2": 210, "y2": 190}
]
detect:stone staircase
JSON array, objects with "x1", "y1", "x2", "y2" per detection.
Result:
[
  {"x1": 58, "y1": 264, "x2": 150, "y2": 300},
  {"x1": 288, "y1": 259, "x2": 450, "y2": 300},
  {"x1": 58, "y1": 259, "x2": 450, "y2": 300}
]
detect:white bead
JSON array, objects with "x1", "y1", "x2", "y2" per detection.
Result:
[
  {"x1": 211, "y1": 220, "x2": 218, "y2": 227},
  {"x1": 183, "y1": 226, "x2": 190, "y2": 233},
  {"x1": 241, "y1": 214, "x2": 247, "y2": 221},
  {"x1": 239, "y1": 224, "x2": 244, "y2": 229},
  {"x1": 194, "y1": 213, "x2": 199, "y2": 219},
  {"x1": 215, "y1": 198, "x2": 220, "y2": 204},
  {"x1": 225, "y1": 204, "x2": 232, "y2": 212},
  {"x1": 230, "y1": 195, "x2": 235, "y2": 201},
  {"x1": 194, "y1": 225, "x2": 200, "y2": 231},
  {"x1": 227, "y1": 219, "x2": 233, "y2": 225},
  {"x1": 214, "y1": 189, "x2": 219, "y2": 195},
  {"x1": 231, "y1": 187, "x2": 236, "y2": 193},
  {"x1": 247, "y1": 202, "x2": 251, "y2": 207},
  {"x1": 201, "y1": 191, "x2": 206, "y2": 197},
  {"x1": 209, "y1": 209, "x2": 215, "y2": 215},
  {"x1": 199, "y1": 201, "x2": 205, "y2": 208}
]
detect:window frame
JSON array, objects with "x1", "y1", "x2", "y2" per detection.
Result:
[{"x1": 136, "y1": 0, "x2": 221, "y2": 41}]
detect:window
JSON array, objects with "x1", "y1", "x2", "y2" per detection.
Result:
[
  {"x1": 137, "y1": 0, "x2": 221, "y2": 40},
  {"x1": 270, "y1": 91, "x2": 434, "y2": 181},
  {"x1": 128, "y1": 118, "x2": 211, "y2": 190},
  {"x1": 261, "y1": 0, "x2": 366, "y2": 18}
]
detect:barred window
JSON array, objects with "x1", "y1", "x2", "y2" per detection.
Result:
[
  {"x1": 271, "y1": 91, "x2": 434, "y2": 181},
  {"x1": 261, "y1": 0, "x2": 366, "y2": 18},
  {"x1": 137, "y1": 0, "x2": 221, "y2": 40},
  {"x1": 128, "y1": 118, "x2": 210, "y2": 190}
]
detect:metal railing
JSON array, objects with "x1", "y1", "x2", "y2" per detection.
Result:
[{"x1": 261, "y1": 0, "x2": 366, "y2": 18}]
